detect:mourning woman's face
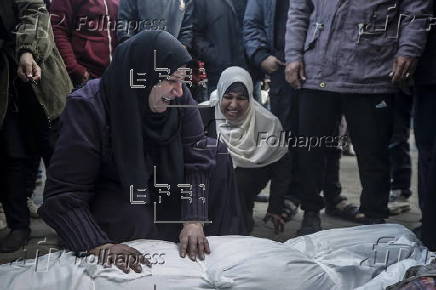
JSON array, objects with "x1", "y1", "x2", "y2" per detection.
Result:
[
  {"x1": 220, "y1": 88, "x2": 250, "y2": 122},
  {"x1": 148, "y1": 68, "x2": 187, "y2": 113}
]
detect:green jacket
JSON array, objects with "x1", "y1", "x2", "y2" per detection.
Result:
[{"x1": 0, "y1": 0, "x2": 72, "y2": 128}]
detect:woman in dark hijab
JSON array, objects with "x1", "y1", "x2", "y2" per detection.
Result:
[{"x1": 39, "y1": 31, "x2": 247, "y2": 273}]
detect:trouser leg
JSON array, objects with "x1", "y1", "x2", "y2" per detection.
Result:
[
  {"x1": 297, "y1": 89, "x2": 341, "y2": 212},
  {"x1": 414, "y1": 85, "x2": 436, "y2": 211},
  {"x1": 0, "y1": 111, "x2": 30, "y2": 230},
  {"x1": 269, "y1": 152, "x2": 293, "y2": 214},
  {"x1": 343, "y1": 93, "x2": 393, "y2": 219},
  {"x1": 414, "y1": 85, "x2": 436, "y2": 249},
  {"x1": 234, "y1": 166, "x2": 269, "y2": 231},
  {"x1": 389, "y1": 91, "x2": 413, "y2": 192},
  {"x1": 323, "y1": 147, "x2": 344, "y2": 207},
  {"x1": 422, "y1": 136, "x2": 436, "y2": 251}
]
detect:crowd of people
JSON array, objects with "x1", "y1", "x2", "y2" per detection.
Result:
[{"x1": 0, "y1": 0, "x2": 435, "y2": 275}]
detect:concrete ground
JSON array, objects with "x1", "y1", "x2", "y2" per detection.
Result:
[{"x1": 0, "y1": 141, "x2": 421, "y2": 264}]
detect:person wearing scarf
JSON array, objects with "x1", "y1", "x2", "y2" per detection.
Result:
[
  {"x1": 200, "y1": 66, "x2": 297, "y2": 234},
  {"x1": 39, "y1": 31, "x2": 247, "y2": 273}
]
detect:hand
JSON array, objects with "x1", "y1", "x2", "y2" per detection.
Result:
[
  {"x1": 261, "y1": 55, "x2": 285, "y2": 74},
  {"x1": 263, "y1": 213, "x2": 285, "y2": 234},
  {"x1": 17, "y1": 52, "x2": 41, "y2": 83},
  {"x1": 285, "y1": 61, "x2": 306, "y2": 89},
  {"x1": 89, "y1": 243, "x2": 151, "y2": 274},
  {"x1": 179, "y1": 222, "x2": 210, "y2": 261},
  {"x1": 81, "y1": 71, "x2": 90, "y2": 84},
  {"x1": 390, "y1": 56, "x2": 417, "y2": 83}
]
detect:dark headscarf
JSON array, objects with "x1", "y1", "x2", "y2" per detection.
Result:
[{"x1": 101, "y1": 31, "x2": 192, "y2": 203}]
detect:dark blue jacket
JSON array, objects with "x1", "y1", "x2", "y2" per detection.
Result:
[
  {"x1": 243, "y1": 0, "x2": 276, "y2": 68},
  {"x1": 192, "y1": 0, "x2": 248, "y2": 90},
  {"x1": 117, "y1": 0, "x2": 192, "y2": 48}
]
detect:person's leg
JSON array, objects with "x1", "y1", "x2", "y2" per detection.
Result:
[
  {"x1": 343, "y1": 93, "x2": 393, "y2": 221},
  {"x1": 234, "y1": 166, "x2": 270, "y2": 232},
  {"x1": 323, "y1": 147, "x2": 345, "y2": 207},
  {"x1": 269, "y1": 69, "x2": 301, "y2": 208},
  {"x1": 414, "y1": 85, "x2": 436, "y2": 211},
  {"x1": 296, "y1": 89, "x2": 341, "y2": 234},
  {"x1": 269, "y1": 68, "x2": 299, "y2": 133},
  {"x1": 389, "y1": 91, "x2": 413, "y2": 199},
  {"x1": 269, "y1": 152, "x2": 295, "y2": 215},
  {"x1": 422, "y1": 135, "x2": 436, "y2": 251},
  {"x1": 414, "y1": 84, "x2": 436, "y2": 249},
  {"x1": 0, "y1": 110, "x2": 30, "y2": 231},
  {"x1": 0, "y1": 107, "x2": 32, "y2": 252},
  {"x1": 205, "y1": 140, "x2": 249, "y2": 236}
]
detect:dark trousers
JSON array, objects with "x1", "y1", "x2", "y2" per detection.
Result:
[
  {"x1": 389, "y1": 91, "x2": 413, "y2": 192},
  {"x1": 269, "y1": 67, "x2": 303, "y2": 200},
  {"x1": 269, "y1": 68, "x2": 299, "y2": 133},
  {"x1": 414, "y1": 84, "x2": 436, "y2": 250},
  {"x1": 234, "y1": 152, "x2": 293, "y2": 231},
  {"x1": 297, "y1": 89, "x2": 393, "y2": 219},
  {"x1": 0, "y1": 82, "x2": 55, "y2": 230}
]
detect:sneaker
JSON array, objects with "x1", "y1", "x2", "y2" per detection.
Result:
[
  {"x1": 297, "y1": 211, "x2": 322, "y2": 236},
  {"x1": 0, "y1": 228, "x2": 31, "y2": 253},
  {"x1": 27, "y1": 197, "x2": 40, "y2": 218}
]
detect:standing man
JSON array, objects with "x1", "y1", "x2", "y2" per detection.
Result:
[
  {"x1": 118, "y1": 0, "x2": 192, "y2": 48},
  {"x1": 244, "y1": 0, "x2": 294, "y2": 132},
  {"x1": 192, "y1": 0, "x2": 248, "y2": 94},
  {"x1": 244, "y1": 0, "x2": 358, "y2": 230},
  {"x1": 414, "y1": 1, "x2": 436, "y2": 250},
  {"x1": 0, "y1": 0, "x2": 72, "y2": 252},
  {"x1": 285, "y1": 0, "x2": 432, "y2": 234}
]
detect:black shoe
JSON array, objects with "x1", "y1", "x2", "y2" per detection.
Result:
[
  {"x1": 0, "y1": 229, "x2": 31, "y2": 253},
  {"x1": 297, "y1": 211, "x2": 322, "y2": 236}
]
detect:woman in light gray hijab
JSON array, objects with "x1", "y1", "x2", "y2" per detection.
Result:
[{"x1": 200, "y1": 66, "x2": 298, "y2": 233}]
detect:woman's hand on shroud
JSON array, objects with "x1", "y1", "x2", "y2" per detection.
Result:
[
  {"x1": 179, "y1": 223, "x2": 211, "y2": 261},
  {"x1": 89, "y1": 243, "x2": 151, "y2": 274}
]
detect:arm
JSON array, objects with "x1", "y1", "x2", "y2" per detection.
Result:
[
  {"x1": 178, "y1": 87, "x2": 215, "y2": 261},
  {"x1": 50, "y1": 0, "x2": 88, "y2": 83},
  {"x1": 284, "y1": 0, "x2": 313, "y2": 63},
  {"x1": 117, "y1": 0, "x2": 138, "y2": 43},
  {"x1": 178, "y1": 0, "x2": 193, "y2": 49},
  {"x1": 180, "y1": 88, "x2": 215, "y2": 222},
  {"x1": 397, "y1": 0, "x2": 433, "y2": 58},
  {"x1": 391, "y1": 0, "x2": 433, "y2": 82},
  {"x1": 38, "y1": 94, "x2": 111, "y2": 252},
  {"x1": 243, "y1": 0, "x2": 270, "y2": 68},
  {"x1": 14, "y1": 0, "x2": 53, "y2": 63}
]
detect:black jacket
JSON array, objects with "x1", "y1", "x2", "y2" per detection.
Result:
[{"x1": 192, "y1": 0, "x2": 247, "y2": 90}]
